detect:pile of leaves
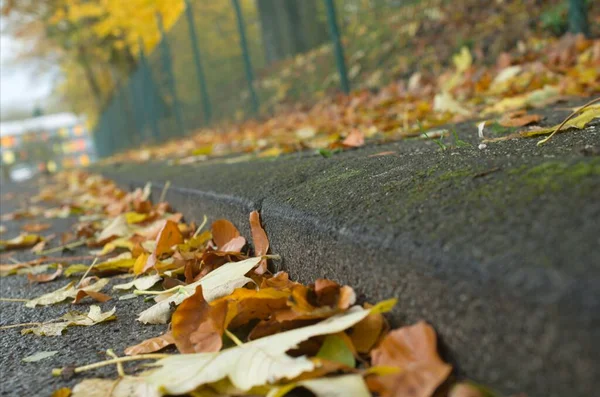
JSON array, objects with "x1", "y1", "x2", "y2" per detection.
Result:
[
  {"x1": 104, "y1": 31, "x2": 600, "y2": 164},
  {"x1": 1, "y1": 171, "x2": 506, "y2": 397}
]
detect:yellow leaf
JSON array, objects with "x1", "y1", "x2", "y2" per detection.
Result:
[{"x1": 133, "y1": 252, "x2": 150, "y2": 275}]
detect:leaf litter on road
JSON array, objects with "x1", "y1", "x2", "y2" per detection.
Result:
[{"x1": 0, "y1": 171, "x2": 506, "y2": 396}]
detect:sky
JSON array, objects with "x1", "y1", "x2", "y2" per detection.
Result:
[{"x1": 0, "y1": 18, "x2": 56, "y2": 118}]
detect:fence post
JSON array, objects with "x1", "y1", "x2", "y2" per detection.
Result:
[
  {"x1": 231, "y1": 0, "x2": 259, "y2": 114},
  {"x1": 568, "y1": 0, "x2": 590, "y2": 37},
  {"x1": 156, "y1": 12, "x2": 186, "y2": 137},
  {"x1": 138, "y1": 37, "x2": 161, "y2": 142},
  {"x1": 324, "y1": 0, "x2": 350, "y2": 94},
  {"x1": 185, "y1": 0, "x2": 212, "y2": 124}
]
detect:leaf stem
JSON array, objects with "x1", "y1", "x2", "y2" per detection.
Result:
[
  {"x1": 159, "y1": 181, "x2": 171, "y2": 203},
  {"x1": 0, "y1": 297, "x2": 30, "y2": 302},
  {"x1": 537, "y1": 97, "x2": 600, "y2": 146},
  {"x1": 106, "y1": 349, "x2": 126, "y2": 377},
  {"x1": 193, "y1": 215, "x2": 208, "y2": 238},
  {"x1": 224, "y1": 329, "x2": 243, "y2": 346},
  {"x1": 51, "y1": 354, "x2": 171, "y2": 376},
  {"x1": 76, "y1": 257, "x2": 98, "y2": 288},
  {"x1": 36, "y1": 239, "x2": 87, "y2": 256}
]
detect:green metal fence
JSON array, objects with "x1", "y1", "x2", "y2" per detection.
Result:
[{"x1": 92, "y1": 0, "x2": 594, "y2": 158}]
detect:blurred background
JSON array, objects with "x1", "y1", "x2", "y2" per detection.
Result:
[{"x1": 1, "y1": 0, "x2": 598, "y2": 179}]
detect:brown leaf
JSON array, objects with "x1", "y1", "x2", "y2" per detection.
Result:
[
  {"x1": 449, "y1": 383, "x2": 485, "y2": 397},
  {"x1": 498, "y1": 111, "x2": 541, "y2": 127},
  {"x1": 314, "y1": 279, "x2": 356, "y2": 309},
  {"x1": 72, "y1": 290, "x2": 112, "y2": 304},
  {"x1": 249, "y1": 211, "x2": 269, "y2": 274},
  {"x1": 28, "y1": 264, "x2": 63, "y2": 283},
  {"x1": 211, "y1": 219, "x2": 241, "y2": 249},
  {"x1": 216, "y1": 287, "x2": 290, "y2": 329},
  {"x1": 171, "y1": 285, "x2": 228, "y2": 353},
  {"x1": 342, "y1": 129, "x2": 365, "y2": 147},
  {"x1": 142, "y1": 220, "x2": 184, "y2": 274},
  {"x1": 124, "y1": 332, "x2": 175, "y2": 356},
  {"x1": 21, "y1": 223, "x2": 51, "y2": 233},
  {"x1": 51, "y1": 387, "x2": 71, "y2": 397},
  {"x1": 348, "y1": 306, "x2": 388, "y2": 354},
  {"x1": 219, "y1": 236, "x2": 246, "y2": 253},
  {"x1": 370, "y1": 321, "x2": 452, "y2": 397},
  {"x1": 154, "y1": 220, "x2": 184, "y2": 257}
]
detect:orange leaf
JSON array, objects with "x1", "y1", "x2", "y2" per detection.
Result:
[
  {"x1": 124, "y1": 332, "x2": 175, "y2": 356},
  {"x1": 141, "y1": 220, "x2": 184, "y2": 274},
  {"x1": 219, "y1": 236, "x2": 246, "y2": 253},
  {"x1": 215, "y1": 287, "x2": 290, "y2": 329},
  {"x1": 370, "y1": 321, "x2": 452, "y2": 397},
  {"x1": 498, "y1": 111, "x2": 541, "y2": 127},
  {"x1": 211, "y1": 219, "x2": 241, "y2": 249},
  {"x1": 21, "y1": 223, "x2": 51, "y2": 233},
  {"x1": 249, "y1": 211, "x2": 269, "y2": 274},
  {"x1": 28, "y1": 264, "x2": 63, "y2": 283},
  {"x1": 342, "y1": 129, "x2": 365, "y2": 147},
  {"x1": 348, "y1": 306, "x2": 388, "y2": 354},
  {"x1": 72, "y1": 290, "x2": 112, "y2": 304},
  {"x1": 171, "y1": 285, "x2": 228, "y2": 353},
  {"x1": 155, "y1": 220, "x2": 183, "y2": 257}
]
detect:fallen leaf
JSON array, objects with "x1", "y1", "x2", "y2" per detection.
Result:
[
  {"x1": 211, "y1": 219, "x2": 241, "y2": 250},
  {"x1": 316, "y1": 334, "x2": 355, "y2": 368},
  {"x1": 71, "y1": 377, "x2": 159, "y2": 397},
  {"x1": 143, "y1": 220, "x2": 184, "y2": 273},
  {"x1": 51, "y1": 387, "x2": 71, "y2": 397},
  {"x1": 27, "y1": 264, "x2": 63, "y2": 283},
  {"x1": 498, "y1": 111, "x2": 542, "y2": 127},
  {"x1": 21, "y1": 223, "x2": 52, "y2": 233},
  {"x1": 342, "y1": 129, "x2": 365, "y2": 147},
  {"x1": 143, "y1": 306, "x2": 371, "y2": 394},
  {"x1": 449, "y1": 383, "x2": 486, "y2": 397},
  {"x1": 72, "y1": 289, "x2": 112, "y2": 304},
  {"x1": 113, "y1": 274, "x2": 162, "y2": 291},
  {"x1": 249, "y1": 211, "x2": 269, "y2": 274},
  {"x1": 269, "y1": 374, "x2": 371, "y2": 397},
  {"x1": 370, "y1": 321, "x2": 452, "y2": 397},
  {"x1": 348, "y1": 306, "x2": 387, "y2": 354},
  {"x1": 26, "y1": 278, "x2": 110, "y2": 307},
  {"x1": 137, "y1": 256, "x2": 260, "y2": 324},
  {"x1": 22, "y1": 350, "x2": 58, "y2": 362},
  {"x1": 172, "y1": 285, "x2": 228, "y2": 353},
  {"x1": 0, "y1": 234, "x2": 42, "y2": 250},
  {"x1": 22, "y1": 305, "x2": 116, "y2": 336},
  {"x1": 220, "y1": 236, "x2": 246, "y2": 253},
  {"x1": 521, "y1": 104, "x2": 599, "y2": 138},
  {"x1": 124, "y1": 332, "x2": 175, "y2": 356},
  {"x1": 96, "y1": 215, "x2": 131, "y2": 243}
]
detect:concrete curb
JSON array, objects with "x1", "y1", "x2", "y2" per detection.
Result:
[{"x1": 96, "y1": 120, "x2": 600, "y2": 397}]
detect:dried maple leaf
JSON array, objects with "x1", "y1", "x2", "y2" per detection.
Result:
[
  {"x1": 21, "y1": 223, "x2": 52, "y2": 233},
  {"x1": 498, "y1": 110, "x2": 541, "y2": 127},
  {"x1": 342, "y1": 129, "x2": 365, "y2": 147},
  {"x1": 27, "y1": 264, "x2": 63, "y2": 283},
  {"x1": 249, "y1": 211, "x2": 269, "y2": 274},
  {"x1": 370, "y1": 321, "x2": 452, "y2": 397},
  {"x1": 72, "y1": 289, "x2": 112, "y2": 304},
  {"x1": 141, "y1": 220, "x2": 183, "y2": 274},
  {"x1": 172, "y1": 285, "x2": 228, "y2": 353},
  {"x1": 124, "y1": 332, "x2": 175, "y2": 356},
  {"x1": 211, "y1": 219, "x2": 244, "y2": 251}
]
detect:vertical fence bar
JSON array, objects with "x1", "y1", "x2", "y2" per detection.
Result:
[
  {"x1": 185, "y1": 0, "x2": 212, "y2": 125},
  {"x1": 324, "y1": 0, "x2": 350, "y2": 94},
  {"x1": 568, "y1": 0, "x2": 590, "y2": 37},
  {"x1": 139, "y1": 37, "x2": 161, "y2": 142},
  {"x1": 231, "y1": 0, "x2": 259, "y2": 114},
  {"x1": 156, "y1": 12, "x2": 185, "y2": 137}
]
